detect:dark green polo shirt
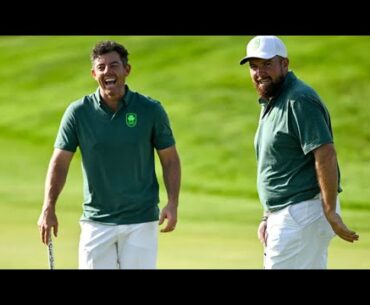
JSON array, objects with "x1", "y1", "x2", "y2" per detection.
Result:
[
  {"x1": 254, "y1": 71, "x2": 341, "y2": 212},
  {"x1": 55, "y1": 86, "x2": 175, "y2": 224}
]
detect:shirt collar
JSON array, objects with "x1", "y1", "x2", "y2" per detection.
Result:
[{"x1": 93, "y1": 84, "x2": 133, "y2": 108}]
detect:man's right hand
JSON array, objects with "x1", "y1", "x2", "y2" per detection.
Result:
[
  {"x1": 37, "y1": 207, "x2": 58, "y2": 245},
  {"x1": 257, "y1": 220, "x2": 268, "y2": 246}
]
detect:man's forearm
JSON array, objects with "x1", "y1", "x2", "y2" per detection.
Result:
[
  {"x1": 43, "y1": 161, "x2": 68, "y2": 208},
  {"x1": 162, "y1": 157, "x2": 181, "y2": 206},
  {"x1": 42, "y1": 150, "x2": 73, "y2": 209},
  {"x1": 314, "y1": 144, "x2": 338, "y2": 216}
]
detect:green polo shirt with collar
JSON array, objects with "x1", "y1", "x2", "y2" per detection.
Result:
[
  {"x1": 54, "y1": 86, "x2": 175, "y2": 224},
  {"x1": 254, "y1": 71, "x2": 341, "y2": 212}
]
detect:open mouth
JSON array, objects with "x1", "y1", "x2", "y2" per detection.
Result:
[
  {"x1": 258, "y1": 78, "x2": 272, "y2": 85},
  {"x1": 104, "y1": 78, "x2": 117, "y2": 86}
]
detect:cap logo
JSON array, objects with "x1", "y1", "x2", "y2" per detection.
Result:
[
  {"x1": 126, "y1": 113, "x2": 137, "y2": 127},
  {"x1": 251, "y1": 38, "x2": 261, "y2": 50}
]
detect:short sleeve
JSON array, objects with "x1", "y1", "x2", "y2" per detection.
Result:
[
  {"x1": 152, "y1": 103, "x2": 176, "y2": 150},
  {"x1": 290, "y1": 96, "x2": 333, "y2": 155},
  {"x1": 54, "y1": 104, "x2": 79, "y2": 152}
]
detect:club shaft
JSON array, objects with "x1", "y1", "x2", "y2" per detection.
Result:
[{"x1": 48, "y1": 238, "x2": 55, "y2": 270}]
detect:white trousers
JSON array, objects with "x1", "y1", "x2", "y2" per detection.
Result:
[
  {"x1": 264, "y1": 196, "x2": 339, "y2": 269},
  {"x1": 79, "y1": 220, "x2": 158, "y2": 269}
]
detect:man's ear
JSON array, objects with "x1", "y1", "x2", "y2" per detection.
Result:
[
  {"x1": 283, "y1": 58, "x2": 289, "y2": 69},
  {"x1": 124, "y1": 64, "x2": 131, "y2": 76},
  {"x1": 280, "y1": 57, "x2": 289, "y2": 73}
]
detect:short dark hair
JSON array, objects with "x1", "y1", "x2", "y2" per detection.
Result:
[{"x1": 90, "y1": 40, "x2": 129, "y2": 66}]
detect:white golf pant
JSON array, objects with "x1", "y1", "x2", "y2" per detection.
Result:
[
  {"x1": 79, "y1": 220, "x2": 158, "y2": 269},
  {"x1": 264, "y1": 195, "x2": 339, "y2": 269}
]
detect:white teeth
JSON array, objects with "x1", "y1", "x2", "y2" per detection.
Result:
[{"x1": 104, "y1": 78, "x2": 117, "y2": 86}]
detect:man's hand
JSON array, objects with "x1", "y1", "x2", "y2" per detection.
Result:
[
  {"x1": 159, "y1": 203, "x2": 177, "y2": 233},
  {"x1": 37, "y1": 207, "x2": 58, "y2": 245},
  {"x1": 326, "y1": 212, "x2": 359, "y2": 243},
  {"x1": 257, "y1": 220, "x2": 268, "y2": 246}
]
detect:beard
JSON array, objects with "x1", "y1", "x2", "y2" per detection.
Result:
[{"x1": 254, "y1": 74, "x2": 285, "y2": 99}]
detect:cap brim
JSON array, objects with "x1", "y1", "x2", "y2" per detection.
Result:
[
  {"x1": 240, "y1": 54, "x2": 282, "y2": 65},
  {"x1": 239, "y1": 57, "x2": 249, "y2": 65}
]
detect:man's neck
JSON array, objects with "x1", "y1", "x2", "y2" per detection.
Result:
[{"x1": 100, "y1": 86, "x2": 125, "y2": 112}]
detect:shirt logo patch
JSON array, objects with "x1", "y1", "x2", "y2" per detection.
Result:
[{"x1": 126, "y1": 113, "x2": 137, "y2": 127}]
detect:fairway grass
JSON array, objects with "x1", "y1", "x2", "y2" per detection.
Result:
[{"x1": 0, "y1": 189, "x2": 368, "y2": 269}]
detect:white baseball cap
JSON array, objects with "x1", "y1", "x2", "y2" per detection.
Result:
[{"x1": 239, "y1": 35, "x2": 288, "y2": 65}]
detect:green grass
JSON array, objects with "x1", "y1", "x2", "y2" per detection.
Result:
[{"x1": 0, "y1": 36, "x2": 369, "y2": 269}]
